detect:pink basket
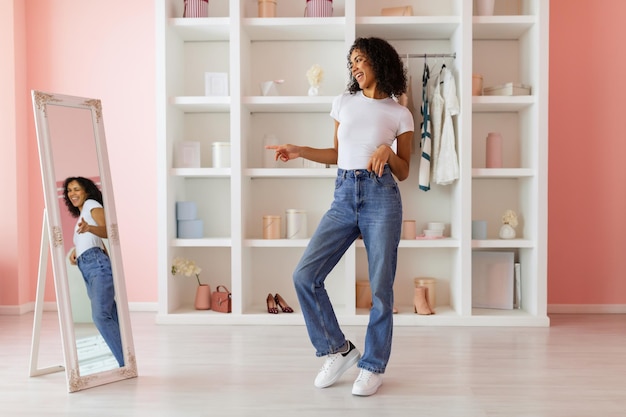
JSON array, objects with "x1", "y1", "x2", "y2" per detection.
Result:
[
  {"x1": 183, "y1": 0, "x2": 208, "y2": 18},
  {"x1": 305, "y1": 0, "x2": 333, "y2": 17}
]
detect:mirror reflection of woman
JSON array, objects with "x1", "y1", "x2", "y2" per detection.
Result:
[{"x1": 62, "y1": 176, "x2": 124, "y2": 367}]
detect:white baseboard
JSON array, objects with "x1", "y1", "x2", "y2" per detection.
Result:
[
  {"x1": 548, "y1": 304, "x2": 626, "y2": 314},
  {"x1": 4, "y1": 302, "x2": 624, "y2": 315},
  {"x1": 0, "y1": 301, "x2": 157, "y2": 315}
]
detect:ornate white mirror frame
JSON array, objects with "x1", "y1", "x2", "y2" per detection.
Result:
[{"x1": 30, "y1": 91, "x2": 137, "y2": 392}]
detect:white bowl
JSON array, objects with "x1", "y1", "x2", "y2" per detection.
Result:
[
  {"x1": 423, "y1": 229, "x2": 444, "y2": 238},
  {"x1": 427, "y1": 222, "x2": 446, "y2": 231}
]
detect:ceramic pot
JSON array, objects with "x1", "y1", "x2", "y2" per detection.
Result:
[
  {"x1": 195, "y1": 284, "x2": 211, "y2": 310},
  {"x1": 486, "y1": 132, "x2": 503, "y2": 168},
  {"x1": 499, "y1": 224, "x2": 516, "y2": 239},
  {"x1": 476, "y1": 0, "x2": 495, "y2": 16}
]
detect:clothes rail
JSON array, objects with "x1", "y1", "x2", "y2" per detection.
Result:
[{"x1": 401, "y1": 53, "x2": 457, "y2": 59}]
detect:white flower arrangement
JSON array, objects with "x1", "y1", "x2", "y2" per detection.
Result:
[
  {"x1": 306, "y1": 64, "x2": 324, "y2": 88},
  {"x1": 501, "y1": 210, "x2": 518, "y2": 228},
  {"x1": 171, "y1": 257, "x2": 202, "y2": 286}
]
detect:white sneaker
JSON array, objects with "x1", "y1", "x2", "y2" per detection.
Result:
[
  {"x1": 314, "y1": 341, "x2": 361, "y2": 388},
  {"x1": 351, "y1": 369, "x2": 383, "y2": 396}
]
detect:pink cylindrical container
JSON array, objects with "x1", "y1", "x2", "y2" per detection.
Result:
[
  {"x1": 486, "y1": 132, "x2": 503, "y2": 168},
  {"x1": 183, "y1": 0, "x2": 208, "y2": 17},
  {"x1": 402, "y1": 220, "x2": 417, "y2": 240},
  {"x1": 472, "y1": 74, "x2": 483, "y2": 96},
  {"x1": 258, "y1": 0, "x2": 276, "y2": 17},
  {"x1": 263, "y1": 215, "x2": 281, "y2": 239},
  {"x1": 305, "y1": 0, "x2": 333, "y2": 17}
]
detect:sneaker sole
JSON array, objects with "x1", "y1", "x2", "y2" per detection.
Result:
[
  {"x1": 314, "y1": 349, "x2": 361, "y2": 388},
  {"x1": 351, "y1": 377, "x2": 383, "y2": 396}
]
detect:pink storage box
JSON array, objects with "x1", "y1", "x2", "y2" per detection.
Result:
[
  {"x1": 183, "y1": 0, "x2": 208, "y2": 18},
  {"x1": 305, "y1": 0, "x2": 332, "y2": 17}
]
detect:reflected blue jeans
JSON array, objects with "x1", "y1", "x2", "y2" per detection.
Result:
[
  {"x1": 77, "y1": 247, "x2": 124, "y2": 367},
  {"x1": 293, "y1": 166, "x2": 402, "y2": 374}
]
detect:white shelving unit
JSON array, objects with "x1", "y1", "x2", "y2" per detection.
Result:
[{"x1": 156, "y1": 0, "x2": 549, "y2": 326}]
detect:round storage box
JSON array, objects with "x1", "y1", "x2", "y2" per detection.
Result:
[
  {"x1": 212, "y1": 142, "x2": 231, "y2": 168},
  {"x1": 285, "y1": 209, "x2": 307, "y2": 239},
  {"x1": 262, "y1": 215, "x2": 281, "y2": 239}
]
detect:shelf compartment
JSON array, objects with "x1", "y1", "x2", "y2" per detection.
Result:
[
  {"x1": 472, "y1": 16, "x2": 535, "y2": 40},
  {"x1": 472, "y1": 96, "x2": 534, "y2": 112},
  {"x1": 245, "y1": 168, "x2": 336, "y2": 178},
  {"x1": 472, "y1": 239, "x2": 533, "y2": 249},
  {"x1": 170, "y1": 168, "x2": 231, "y2": 177},
  {"x1": 242, "y1": 96, "x2": 334, "y2": 113},
  {"x1": 242, "y1": 18, "x2": 346, "y2": 41},
  {"x1": 171, "y1": 238, "x2": 232, "y2": 247},
  {"x1": 356, "y1": 16, "x2": 460, "y2": 40},
  {"x1": 472, "y1": 168, "x2": 534, "y2": 178},
  {"x1": 169, "y1": 96, "x2": 231, "y2": 113},
  {"x1": 246, "y1": 239, "x2": 310, "y2": 248},
  {"x1": 169, "y1": 17, "x2": 231, "y2": 41}
]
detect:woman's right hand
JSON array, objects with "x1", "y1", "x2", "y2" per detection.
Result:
[{"x1": 265, "y1": 144, "x2": 301, "y2": 162}]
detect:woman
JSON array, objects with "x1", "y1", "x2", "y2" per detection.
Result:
[
  {"x1": 267, "y1": 37, "x2": 413, "y2": 396},
  {"x1": 63, "y1": 176, "x2": 124, "y2": 367}
]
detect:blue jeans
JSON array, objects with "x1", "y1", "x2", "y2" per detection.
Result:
[
  {"x1": 293, "y1": 166, "x2": 402, "y2": 374},
  {"x1": 77, "y1": 247, "x2": 124, "y2": 367}
]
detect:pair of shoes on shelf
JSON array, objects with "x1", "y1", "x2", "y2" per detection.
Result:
[
  {"x1": 266, "y1": 293, "x2": 294, "y2": 314},
  {"x1": 314, "y1": 340, "x2": 361, "y2": 388}
]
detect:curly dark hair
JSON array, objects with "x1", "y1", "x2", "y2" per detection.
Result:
[
  {"x1": 347, "y1": 37, "x2": 407, "y2": 97},
  {"x1": 62, "y1": 176, "x2": 103, "y2": 218}
]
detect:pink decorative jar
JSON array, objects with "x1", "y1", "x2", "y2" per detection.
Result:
[
  {"x1": 485, "y1": 132, "x2": 503, "y2": 168},
  {"x1": 183, "y1": 0, "x2": 208, "y2": 18},
  {"x1": 305, "y1": 0, "x2": 332, "y2": 17}
]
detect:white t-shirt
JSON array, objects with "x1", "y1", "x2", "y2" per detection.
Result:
[
  {"x1": 74, "y1": 199, "x2": 105, "y2": 258},
  {"x1": 330, "y1": 91, "x2": 414, "y2": 170}
]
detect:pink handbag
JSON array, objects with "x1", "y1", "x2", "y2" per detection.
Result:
[{"x1": 211, "y1": 285, "x2": 232, "y2": 313}]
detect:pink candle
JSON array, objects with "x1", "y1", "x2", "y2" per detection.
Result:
[{"x1": 486, "y1": 132, "x2": 503, "y2": 168}]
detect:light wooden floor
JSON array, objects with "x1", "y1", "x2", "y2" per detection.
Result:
[{"x1": 1, "y1": 312, "x2": 625, "y2": 417}]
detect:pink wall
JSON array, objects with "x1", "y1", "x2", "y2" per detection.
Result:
[
  {"x1": 1, "y1": 0, "x2": 625, "y2": 311},
  {"x1": 22, "y1": 0, "x2": 157, "y2": 304},
  {"x1": 0, "y1": 0, "x2": 30, "y2": 308},
  {"x1": 548, "y1": 0, "x2": 626, "y2": 305}
]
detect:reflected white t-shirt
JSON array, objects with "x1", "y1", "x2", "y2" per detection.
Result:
[
  {"x1": 74, "y1": 199, "x2": 105, "y2": 258},
  {"x1": 330, "y1": 91, "x2": 414, "y2": 170}
]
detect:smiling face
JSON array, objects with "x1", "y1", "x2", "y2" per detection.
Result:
[
  {"x1": 349, "y1": 49, "x2": 377, "y2": 95},
  {"x1": 66, "y1": 180, "x2": 88, "y2": 211}
]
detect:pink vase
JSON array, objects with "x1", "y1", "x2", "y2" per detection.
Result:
[
  {"x1": 194, "y1": 284, "x2": 211, "y2": 310},
  {"x1": 486, "y1": 132, "x2": 503, "y2": 168}
]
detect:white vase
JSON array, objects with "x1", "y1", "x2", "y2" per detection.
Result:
[
  {"x1": 499, "y1": 224, "x2": 516, "y2": 239},
  {"x1": 476, "y1": 0, "x2": 495, "y2": 16},
  {"x1": 308, "y1": 85, "x2": 319, "y2": 96}
]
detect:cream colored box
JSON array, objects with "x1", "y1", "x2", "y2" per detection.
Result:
[
  {"x1": 204, "y1": 72, "x2": 228, "y2": 96},
  {"x1": 483, "y1": 82, "x2": 531, "y2": 96},
  {"x1": 381, "y1": 6, "x2": 413, "y2": 16}
]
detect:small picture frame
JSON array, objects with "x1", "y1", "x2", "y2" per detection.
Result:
[
  {"x1": 205, "y1": 72, "x2": 229, "y2": 96},
  {"x1": 175, "y1": 141, "x2": 201, "y2": 168}
]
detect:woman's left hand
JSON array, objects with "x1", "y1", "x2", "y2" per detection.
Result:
[{"x1": 367, "y1": 145, "x2": 392, "y2": 177}]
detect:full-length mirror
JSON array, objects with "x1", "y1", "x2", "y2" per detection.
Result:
[{"x1": 31, "y1": 91, "x2": 137, "y2": 392}]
